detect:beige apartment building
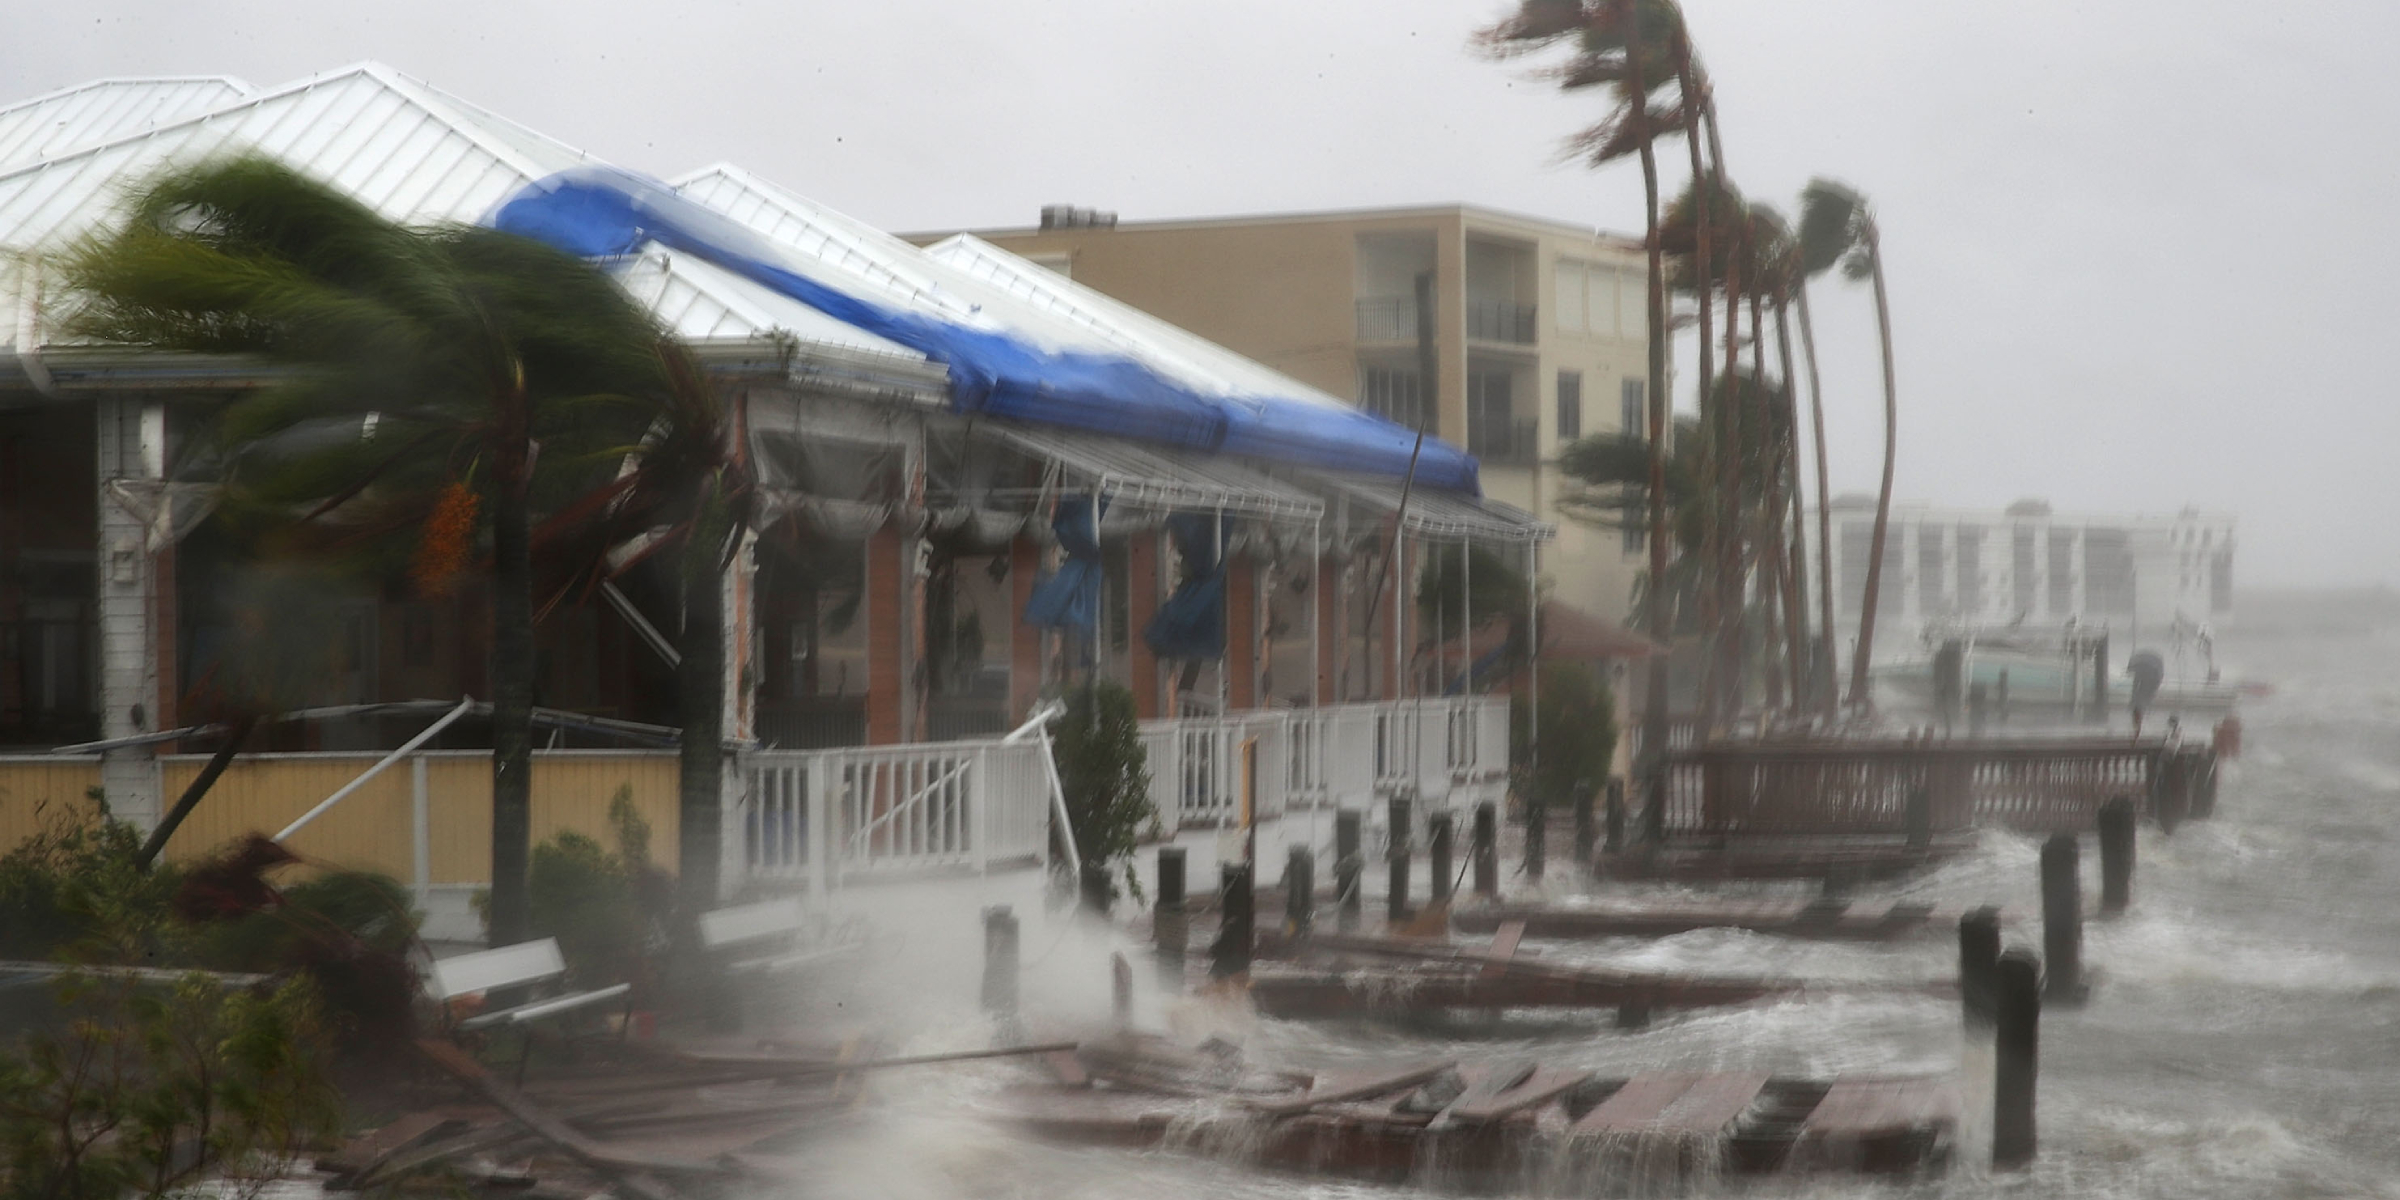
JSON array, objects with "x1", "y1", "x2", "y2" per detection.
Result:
[{"x1": 908, "y1": 204, "x2": 1655, "y2": 626}]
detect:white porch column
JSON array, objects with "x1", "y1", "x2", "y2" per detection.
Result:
[{"x1": 95, "y1": 394, "x2": 164, "y2": 828}]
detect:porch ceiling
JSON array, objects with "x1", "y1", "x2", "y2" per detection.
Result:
[
  {"x1": 1315, "y1": 472, "x2": 1553, "y2": 543},
  {"x1": 984, "y1": 422, "x2": 1325, "y2": 523}
]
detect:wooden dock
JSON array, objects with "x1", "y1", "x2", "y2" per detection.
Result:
[
  {"x1": 994, "y1": 1043, "x2": 1956, "y2": 1185},
  {"x1": 1451, "y1": 898, "x2": 1961, "y2": 942}
]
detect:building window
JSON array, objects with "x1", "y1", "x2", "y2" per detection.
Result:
[
  {"x1": 1918, "y1": 526, "x2": 1945, "y2": 615},
  {"x1": 1552, "y1": 256, "x2": 1630, "y2": 338},
  {"x1": 1620, "y1": 378, "x2": 1644, "y2": 440},
  {"x1": 2047, "y1": 530, "x2": 2077, "y2": 616},
  {"x1": 1359, "y1": 364, "x2": 1430, "y2": 432},
  {"x1": 1467, "y1": 369, "x2": 1528, "y2": 463},
  {"x1": 1556, "y1": 371, "x2": 1582, "y2": 441}
]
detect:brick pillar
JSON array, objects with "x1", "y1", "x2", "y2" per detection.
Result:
[
  {"x1": 1008, "y1": 535, "x2": 1043, "y2": 725},
  {"x1": 1227, "y1": 556, "x2": 1258, "y2": 712},
  {"x1": 866, "y1": 525, "x2": 904, "y2": 744},
  {"x1": 1127, "y1": 531, "x2": 1161, "y2": 719}
]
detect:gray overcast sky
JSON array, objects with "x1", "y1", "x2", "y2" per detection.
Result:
[{"x1": 7, "y1": 0, "x2": 2393, "y2": 586}]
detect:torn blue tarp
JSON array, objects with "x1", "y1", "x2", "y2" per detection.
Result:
[
  {"x1": 1144, "y1": 512, "x2": 1231, "y2": 661},
  {"x1": 489, "y1": 168, "x2": 1480, "y2": 492},
  {"x1": 1024, "y1": 495, "x2": 1106, "y2": 637}
]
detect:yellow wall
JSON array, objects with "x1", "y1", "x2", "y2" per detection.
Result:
[
  {"x1": 0, "y1": 751, "x2": 681, "y2": 886},
  {"x1": 0, "y1": 756, "x2": 106, "y2": 849}
]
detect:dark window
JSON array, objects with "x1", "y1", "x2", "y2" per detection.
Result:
[
  {"x1": 2013, "y1": 527, "x2": 2038, "y2": 616},
  {"x1": 2084, "y1": 528, "x2": 2134, "y2": 615},
  {"x1": 1620, "y1": 378, "x2": 1644, "y2": 440},
  {"x1": 1467, "y1": 369, "x2": 1529, "y2": 462},
  {"x1": 2047, "y1": 529, "x2": 2077, "y2": 615},
  {"x1": 1955, "y1": 526, "x2": 1983, "y2": 615},
  {"x1": 1556, "y1": 371, "x2": 1582, "y2": 441},
  {"x1": 1918, "y1": 527, "x2": 1945, "y2": 614},
  {"x1": 1359, "y1": 365, "x2": 1429, "y2": 432}
]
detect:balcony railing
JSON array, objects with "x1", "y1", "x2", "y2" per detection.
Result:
[
  {"x1": 1467, "y1": 299, "x2": 1537, "y2": 344},
  {"x1": 1355, "y1": 296, "x2": 1421, "y2": 343},
  {"x1": 1468, "y1": 417, "x2": 1539, "y2": 466}
]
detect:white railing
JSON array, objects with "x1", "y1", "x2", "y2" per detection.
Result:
[
  {"x1": 738, "y1": 695, "x2": 1516, "y2": 888},
  {"x1": 741, "y1": 737, "x2": 1053, "y2": 890},
  {"x1": 1140, "y1": 696, "x2": 1510, "y2": 833}
]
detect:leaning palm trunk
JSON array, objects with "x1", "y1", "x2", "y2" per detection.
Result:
[
  {"x1": 1677, "y1": 63, "x2": 1719, "y2": 726},
  {"x1": 1630, "y1": 6, "x2": 1674, "y2": 842},
  {"x1": 1772, "y1": 299, "x2": 1811, "y2": 716},
  {"x1": 488, "y1": 386, "x2": 536, "y2": 948},
  {"x1": 1846, "y1": 223, "x2": 1899, "y2": 710},
  {"x1": 677, "y1": 474, "x2": 732, "y2": 910},
  {"x1": 1795, "y1": 287, "x2": 1838, "y2": 716}
]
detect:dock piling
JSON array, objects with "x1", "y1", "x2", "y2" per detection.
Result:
[
  {"x1": 1429, "y1": 812, "x2": 1455, "y2": 903},
  {"x1": 1472, "y1": 801, "x2": 1499, "y2": 898},
  {"x1": 1903, "y1": 786, "x2": 1933, "y2": 851},
  {"x1": 2098, "y1": 796, "x2": 2136, "y2": 916},
  {"x1": 1524, "y1": 798, "x2": 1547, "y2": 881},
  {"x1": 1959, "y1": 906, "x2": 2001, "y2": 1029},
  {"x1": 1387, "y1": 796, "x2": 1413, "y2": 922},
  {"x1": 1604, "y1": 779, "x2": 1626, "y2": 853},
  {"x1": 1993, "y1": 948, "x2": 2042, "y2": 1169},
  {"x1": 1111, "y1": 952, "x2": 1132, "y2": 1028},
  {"x1": 1286, "y1": 845, "x2": 1315, "y2": 934},
  {"x1": 1210, "y1": 863, "x2": 1254, "y2": 979},
  {"x1": 981, "y1": 906, "x2": 1020, "y2": 1019},
  {"x1": 1154, "y1": 847, "x2": 1187, "y2": 988},
  {"x1": 2040, "y1": 834, "x2": 2085, "y2": 1004},
  {"x1": 1335, "y1": 809, "x2": 1363, "y2": 932}
]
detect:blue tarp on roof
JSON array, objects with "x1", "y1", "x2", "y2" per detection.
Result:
[{"x1": 490, "y1": 168, "x2": 1480, "y2": 493}]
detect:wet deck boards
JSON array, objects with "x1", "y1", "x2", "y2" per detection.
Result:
[
  {"x1": 1453, "y1": 900, "x2": 1952, "y2": 942},
  {"x1": 993, "y1": 1064, "x2": 1957, "y2": 1184}
]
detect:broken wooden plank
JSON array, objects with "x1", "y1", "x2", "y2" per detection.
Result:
[
  {"x1": 1480, "y1": 921, "x2": 1526, "y2": 978},
  {"x1": 1570, "y1": 1072, "x2": 1771, "y2": 1136},
  {"x1": 413, "y1": 1038, "x2": 714, "y2": 1199},
  {"x1": 1437, "y1": 1066, "x2": 1598, "y2": 1125},
  {"x1": 1787, "y1": 1075, "x2": 1961, "y2": 1173},
  {"x1": 1245, "y1": 1061, "x2": 1458, "y2": 1116},
  {"x1": 1452, "y1": 902, "x2": 1954, "y2": 942},
  {"x1": 673, "y1": 1039, "x2": 1081, "y2": 1079}
]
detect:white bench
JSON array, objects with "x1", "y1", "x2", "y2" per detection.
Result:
[
  {"x1": 700, "y1": 898, "x2": 863, "y2": 975},
  {"x1": 426, "y1": 937, "x2": 632, "y2": 1033}
]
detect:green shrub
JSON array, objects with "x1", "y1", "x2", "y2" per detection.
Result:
[
  {"x1": 0, "y1": 972, "x2": 338, "y2": 1200},
  {"x1": 0, "y1": 807, "x2": 179, "y2": 963},
  {"x1": 524, "y1": 787, "x2": 667, "y2": 990},
  {"x1": 1051, "y1": 682, "x2": 1153, "y2": 901}
]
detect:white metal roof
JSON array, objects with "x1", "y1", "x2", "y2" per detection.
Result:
[
  {"x1": 986, "y1": 423, "x2": 1325, "y2": 522},
  {"x1": 0, "y1": 64, "x2": 928, "y2": 372},
  {"x1": 672, "y1": 164, "x2": 1360, "y2": 411},
  {"x1": 0, "y1": 76, "x2": 256, "y2": 174}
]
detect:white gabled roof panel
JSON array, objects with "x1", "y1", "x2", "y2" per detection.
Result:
[
  {"x1": 0, "y1": 63, "x2": 933, "y2": 375},
  {"x1": 0, "y1": 76, "x2": 255, "y2": 174}
]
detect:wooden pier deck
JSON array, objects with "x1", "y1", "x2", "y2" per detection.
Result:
[
  {"x1": 1451, "y1": 898, "x2": 1963, "y2": 942},
  {"x1": 994, "y1": 1042, "x2": 1957, "y2": 1185}
]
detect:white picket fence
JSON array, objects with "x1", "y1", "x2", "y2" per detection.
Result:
[{"x1": 733, "y1": 695, "x2": 1511, "y2": 891}]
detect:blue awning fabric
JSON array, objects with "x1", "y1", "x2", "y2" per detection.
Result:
[
  {"x1": 1143, "y1": 512, "x2": 1231, "y2": 661},
  {"x1": 1023, "y1": 495, "x2": 1106, "y2": 638},
  {"x1": 490, "y1": 168, "x2": 1481, "y2": 493}
]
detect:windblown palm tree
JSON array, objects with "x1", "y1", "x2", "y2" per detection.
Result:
[
  {"x1": 62, "y1": 156, "x2": 711, "y2": 944},
  {"x1": 1799, "y1": 177, "x2": 1899, "y2": 711},
  {"x1": 1476, "y1": 0, "x2": 1688, "y2": 812}
]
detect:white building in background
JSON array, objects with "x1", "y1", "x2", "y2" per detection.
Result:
[{"x1": 1814, "y1": 498, "x2": 2237, "y2": 656}]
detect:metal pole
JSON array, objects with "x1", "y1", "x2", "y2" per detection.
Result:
[
  {"x1": 412, "y1": 754, "x2": 431, "y2": 908},
  {"x1": 1528, "y1": 541, "x2": 1540, "y2": 778},
  {"x1": 1311, "y1": 517, "x2": 1323, "y2": 709},
  {"x1": 1459, "y1": 538, "x2": 1472, "y2": 694},
  {"x1": 1091, "y1": 490, "x2": 1104, "y2": 683},
  {"x1": 1215, "y1": 507, "x2": 1227, "y2": 716},
  {"x1": 276, "y1": 696, "x2": 475, "y2": 842}
]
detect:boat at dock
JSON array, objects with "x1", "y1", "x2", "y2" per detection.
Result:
[{"x1": 1873, "y1": 619, "x2": 2241, "y2": 724}]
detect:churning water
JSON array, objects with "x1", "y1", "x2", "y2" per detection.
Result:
[{"x1": 760, "y1": 591, "x2": 2400, "y2": 1199}]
